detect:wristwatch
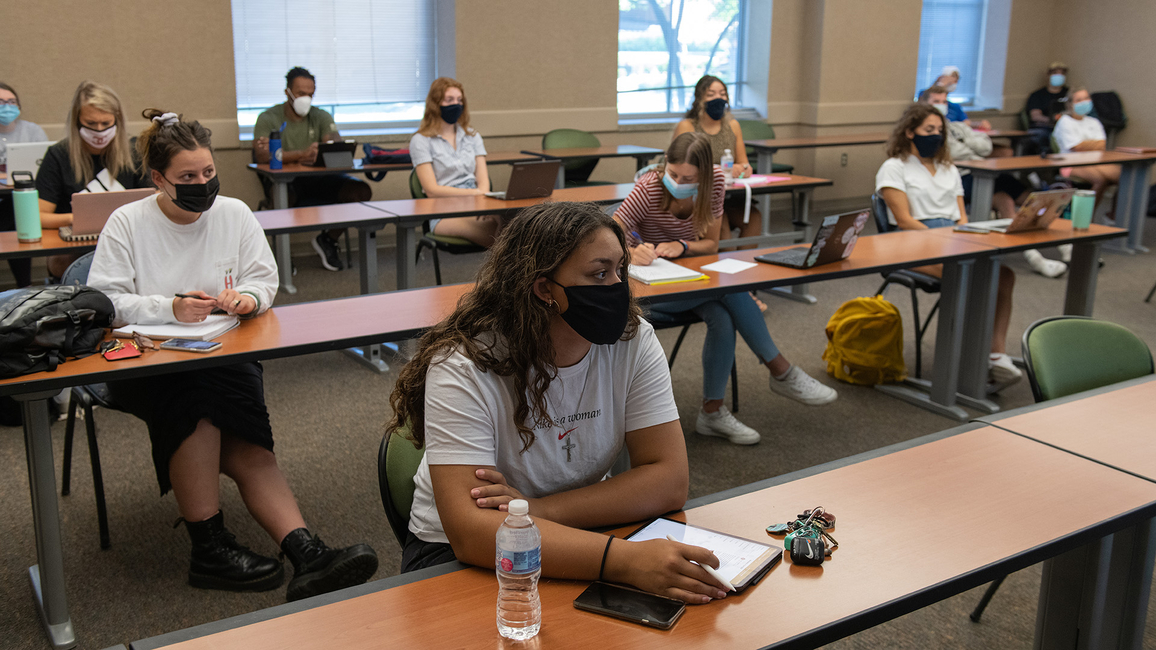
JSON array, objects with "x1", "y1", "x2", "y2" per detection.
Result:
[{"x1": 677, "y1": 239, "x2": 690, "y2": 257}]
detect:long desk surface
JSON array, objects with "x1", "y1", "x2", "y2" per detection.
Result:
[
  {"x1": 129, "y1": 424, "x2": 1156, "y2": 650},
  {"x1": 246, "y1": 150, "x2": 544, "y2": 178},
  {"x1": 745, "y1": 129, "x2": 1027, "y2": 151}
]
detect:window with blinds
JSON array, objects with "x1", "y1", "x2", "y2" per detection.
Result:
[
  {"x1": 231, "y1": 0, "x2": 438, "y2": 136},
  {"x1": 915, "y1": 0, "x2": 988, "y2": 105}
]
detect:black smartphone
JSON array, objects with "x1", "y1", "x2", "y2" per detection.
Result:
[
  {"x1": 160, "y1": 338, "x2": 222, "y2": 353},
  {"x1": 573, "y1": 581, "x2": 686, "y2": 629}
]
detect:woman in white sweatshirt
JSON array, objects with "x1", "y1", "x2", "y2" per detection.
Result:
[{"x1": 88, "y1": 109, "x2": 377, "y2": 602}]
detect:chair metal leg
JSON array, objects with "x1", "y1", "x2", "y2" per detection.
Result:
[
  {"x1": 61, "y1": 395, "x2": 78, "y2": 497},
  {"x1": 82, "y1": 402, "x2": 110, "y2": 549},
  {"x1": 875, "y1": 279, "x2": 890, "y2": 297},
  {"x1": 910, "y1": 286, "x2": 922, "y2": 380},
  {"x1": 343, "y1": 228, "x2": 352, "y2": 269},
  {"x1": 730, "y1": 363, "x2": 739, "y2": 413},
  {"x1": 1147, "y1": 279, "x2": 1156, "y2": 303},
  {"x1": 668, "y1": 325, "x2": 692, "y2": 369},
  {"x1": 969, "y1": 575, "x2": 1006, "y2": 622},
  {"x1": 432, "y1": 248, "x2": 443, "y2": 286}
]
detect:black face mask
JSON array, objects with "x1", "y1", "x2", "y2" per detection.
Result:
[
  {"x1": 164, "y1": 175, "x2": 220, "y2": 214},
  {"x1": 912, "y1": 133, "x2": 944, "y2": 159},
  {"x1": 440, "y1": 103, "x2": 464, "y2": 125},
  {"x1": 704, "y1": 98, "x2": 728, "y2": 121},
  {"x1": 550, "y1": 279, "x2": 630, "y2": 345}
]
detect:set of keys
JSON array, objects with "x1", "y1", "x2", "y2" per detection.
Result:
[{"x1": 766, "y1": 507, "x2": 839, "y2": 566}]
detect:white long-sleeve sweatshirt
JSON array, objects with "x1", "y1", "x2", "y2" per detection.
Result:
[{"x1": 88, "y1": 194, "x2": 278, "y2": 327}]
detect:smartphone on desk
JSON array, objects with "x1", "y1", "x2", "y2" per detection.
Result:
[
  {"x1": 160, "y1": 339, "x2": 222, "y2": 353},
  {"x1": 573, "y1": 581, "x2": 686, "y2": 629}
]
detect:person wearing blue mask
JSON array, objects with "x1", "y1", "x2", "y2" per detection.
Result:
[
  {"x1": 0, "y1": 82, "x2": 48, "y2": 287},
  {"x1": 875, "y1": 103, "x2": 1020, "y2": 388},
  {"x1": 1024, "y1": 62, "x2": 1069, "y2": 153},
  {"x1": 410, "y1": 77, "x2": 497, "y2": 247},
  {"x1": 673, "y1": 75, "x2": 759, "y2": 246},
  {"x1": 1053, "y1": 87, "x2": 1119, "y2": 214},
  {"x1": 615, "y1": 133, "x2": 837, "y2": 446}
]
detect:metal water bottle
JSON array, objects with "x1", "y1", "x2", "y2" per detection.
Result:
[
  {"x1": 11, "y1": 171, "x2": 41, "y2": 243},
  {"x1": 269, "y1": 130, "x2": 283, "y2": 170}
]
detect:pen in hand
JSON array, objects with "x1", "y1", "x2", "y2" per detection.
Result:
[{"x1": 666, "y1": 534, "x2": 735, "y2": 592}]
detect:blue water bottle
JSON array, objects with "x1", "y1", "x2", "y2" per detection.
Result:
[
  {"x1": 269, "y1": 129, "x2": 283, "y2": 170},
  {"x1": 11, "y1": 171, "x2": 42, "y2": 243}
]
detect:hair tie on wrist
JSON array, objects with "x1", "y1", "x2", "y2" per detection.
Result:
[
  {"x1": 599, "y1": 535, "x2": 615, "y2": 581},
  {"x1": 153, "y1": 112, "x2": 179, "y2": 127}
]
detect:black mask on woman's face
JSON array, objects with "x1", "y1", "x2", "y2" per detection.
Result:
[
  {"x1": 548, "y1": 279, "x2": 630, "y2": 345},
  {"x1": 164, "y1": 175, "x2": 220, "y2": 214},
  {"x1": 704, "y1": 97, "x2": 728, "y2": 121},
  {"x1": 912, "y1": 133, "x2": 944, "y2": 159},
  {"x1": 440, "y1": 103, "x2": 464, "y2": 125}
]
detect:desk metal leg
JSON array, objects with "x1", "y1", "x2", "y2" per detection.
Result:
[
  {"x1": 876, "y1": 259, "x2": 971, "y2": 420},
  {"x1": 1117, "y1": 162, "x2": 1153, "y2": 253},
  {"x1": 1034, "y1": 518, "x2": 1156, "y2": 650},
  {"x1": 767, "y1": 188, "x2": 818, "y2": 305},
  {"x1": 1064, "y1": 241, "x2": 1102, "y2": 316},
  {"x1": 343, "y1": 227, "x2": 390, "y2": 373},
  {"x1": 272, "y1": 180, "x2": 297, "y2": 295},
  {"x1": 969, "y1": 173, "x2": 996, "y2": 222},
  {"x1": 554, "y1": 166, "x2": 565, "y2": 190},
  {"x1": 956, "y1": 254, "x2": 1001, "y2": 413},
  {"x1": 19, "y1": 392, "x2": 77, "y2": 649}
]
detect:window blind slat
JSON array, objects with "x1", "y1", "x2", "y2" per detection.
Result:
[{"x1": 916, "y1": 0, "x2": 986, "y2": 103}]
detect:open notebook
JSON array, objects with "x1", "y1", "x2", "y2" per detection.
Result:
[
  {"x1": 627, "y1": 258, "x2": 707, "y2": 285},
  {"x1": 112, "y1": 314, "x2": 238, "y2": 341}
]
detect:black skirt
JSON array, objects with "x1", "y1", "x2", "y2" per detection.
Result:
[{"x1": 107, "y1": 361, "x2": 274, "y2": 495}]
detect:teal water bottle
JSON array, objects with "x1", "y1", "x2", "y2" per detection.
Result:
[{"x1": 11, "y1": 171, "x2": 41, "y2": 243}]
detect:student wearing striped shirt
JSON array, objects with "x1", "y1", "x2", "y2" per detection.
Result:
[{"x1": 613, "y1": 133, "x2": 837, "y2": 445}]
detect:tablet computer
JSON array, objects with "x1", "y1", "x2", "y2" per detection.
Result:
[{"x1": 625, "y1": 517, "x2": 782, "y2": 592}]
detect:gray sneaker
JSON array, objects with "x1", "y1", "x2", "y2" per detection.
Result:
[
  {"x1": 770, "y1": 366, "x2": 838, "y2": 406},
  {"x1": 695, "y1": 408, "x2": 760, "y2": 445}
]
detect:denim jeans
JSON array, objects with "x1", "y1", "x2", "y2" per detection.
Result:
[
  {"x1": 649, "y1": 292, "x2": 781, "y2": 400},
  {"x1": 921, "y1": 218, "x2": 957, "y2": 230}
]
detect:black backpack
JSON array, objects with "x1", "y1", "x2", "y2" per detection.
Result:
[
  {"x1": 1090, "y1": 91, "x2": 1126, "y2": 130},
  {"x1": 0, "y1": 285, "x2": 115, "y2": 379}
]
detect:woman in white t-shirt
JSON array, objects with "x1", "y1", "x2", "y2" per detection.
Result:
[
  {"x1": 89, "y1": 109, "x2": 377, "y2": 602},
  {"x1": 875, "y1": 102, "x2": 1021, "y2": 387},
  {"x1": 389, "y1": 201, "x2": 731, "y2": 604},
  {"x1": 1053, "y1": 87, "x2": 1119, "y2": 213},
  {"x1": 409, "y1": 77, "x2": 496, "y2": 246}
]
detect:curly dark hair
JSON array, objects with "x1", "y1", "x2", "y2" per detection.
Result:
[
  {"x1": 286, "y1": 67, "x2": 315, "y2": 88},
  {"x1": 886, "y1": 102, "x2": 952, "y2": 166},
  {"x1": 387, "y1": 201, "x2": 642, "y2": 452}
]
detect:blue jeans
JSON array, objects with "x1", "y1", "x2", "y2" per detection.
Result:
[
  {"x1": 649, "y1": 292, "x2": 781, "y2": 401},
  {"x1": 921, "y1": 218, "x2": 956, "y2": 229}
]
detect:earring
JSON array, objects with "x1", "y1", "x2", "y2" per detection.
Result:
[{"x1": 546, "y1": 298, "x2": 556, "y2": 309}]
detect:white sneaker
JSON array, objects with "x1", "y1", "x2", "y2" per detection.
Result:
[
  {"x1": 769, "y1": 365, "x2": 838, "y2": 406},
  {"x1": 1058, "y1": 243, "x2": 1073, "y2": 263},
  {"x1": 1023, "y1": 249, "x2": 1067, "y2": 279},
  {"x1": 696, "y1": 408, "x2": 760, "y2": 445},
  {"x1": 988, "y1": 353, "x2": 1023, "y2": 387}
]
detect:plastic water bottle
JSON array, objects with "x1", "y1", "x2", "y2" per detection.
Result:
[
  {"x1": 0, "y1": 140, "x2": 7, "y2": 175},
  {"x1": 496, "y1": 499, "x2": 541, "y2": 640},
  {"x1": 720, "y1": 148, "x2": 735, "y2": 183},
  {"x1": 269, "y1": 130, "x2": 283, "y2": 170}
]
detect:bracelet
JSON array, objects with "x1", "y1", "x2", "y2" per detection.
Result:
[
  {"x1": 598, "y1": 535, "x2": 615, "y2": 582},
  {"x1": 678, "y1": 239, "x2": 689, "y2": 257}
]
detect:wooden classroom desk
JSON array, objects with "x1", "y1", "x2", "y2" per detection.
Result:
[
  {"x1": 956, "y1": 150, "x2": 1156, "y2": 253},
  {"x1": 0, "y1": 229, "x2": 97, "y2": 261},
  {"x1": 519, "y1": 144, "x2": 663, "y2": 188},
  {"x1": 0, "y1": 284, "x2": 470, "y2": 650},
  {"x1": 128, "y1": 425, "x2": 1156, "y2": 650},
  {"x1": 250, "y1": 151, "x2": 543, "y2": 294}
]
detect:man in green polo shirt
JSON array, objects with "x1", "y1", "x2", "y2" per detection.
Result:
[{"x1": 252, "y1": 67, "x2": 371, "y2": 271}]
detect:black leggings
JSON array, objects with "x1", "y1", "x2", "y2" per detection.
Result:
[{"x1": 401, "y1": 530, "x2": 458, "y2": 573}]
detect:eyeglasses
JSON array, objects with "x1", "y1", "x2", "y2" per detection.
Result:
[{"x1": 0, "y1": 99, "x2": 18, "y2": 106}]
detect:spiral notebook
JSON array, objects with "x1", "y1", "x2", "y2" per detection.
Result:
[
  {"x1": 627, "y1": 259, "x2": 707, "y2": 285},
  {"x1": 112, "y1": 314, "x2": 238, "y2": 341}
]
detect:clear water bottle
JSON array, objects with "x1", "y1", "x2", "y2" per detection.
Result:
[
  {"x1": 720, "y1": 148, "x2": 734, "y2": 182},
  {"x1": 496, "y1": 499, "x2": 541, "y2": 640}
]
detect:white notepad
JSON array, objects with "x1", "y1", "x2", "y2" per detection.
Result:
[
  {"x1": 700, "y1": 259, "x2": 758, "y2": 274},
  {"x1": 627, "y1": 258, "x2": 707, "y2": 285},
  {"x1": 113, "y1": 314, "x2": 239, "y2": 341},
  {"x1": 626, "y1": 517, "x2": 781, "y2": 591}
]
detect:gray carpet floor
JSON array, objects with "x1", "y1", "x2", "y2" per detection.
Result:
[{"x1": 3, "y1": 211, "x2": 1156, "y2": 649}]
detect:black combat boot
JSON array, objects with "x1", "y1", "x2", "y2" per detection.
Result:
[
  {"x1": 179, "y1": 511, "x2": 284, "y2": 591},
  {"x1": 280, "y1": 528, "x2": 378, "y2": 602}
]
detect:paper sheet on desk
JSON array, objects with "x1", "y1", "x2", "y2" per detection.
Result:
[{"x1": 700, "y1": 259, "x2": 758, "y2": 274}]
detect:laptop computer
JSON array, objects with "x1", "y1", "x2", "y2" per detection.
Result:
[
  {"x1": 754, "y1": 209, "x2": 871, "y2": 269},
  {"x1": 60, "y1": 188, "x2": 155, "y2": 242},
  {"x1": 957, "y1": 189, "x2": 1076, "y2": 234},
  {"x1": 485, "y1": 159, "x2": 561, "y2": 200},
  {"x1": 5, "y1": 141, "x2": 53, "y2": 180},
  {"x1": 308, "y1": 141, "x2": 358, "y2": 168}
]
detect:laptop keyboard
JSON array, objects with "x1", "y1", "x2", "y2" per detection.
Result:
[{"x1": 761, "y1": 246, "x2": 809, "y2": 265}]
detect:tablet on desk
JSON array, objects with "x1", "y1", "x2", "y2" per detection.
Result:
[{"x1": 625, "y1": 517, "x2": 782, "y2": 592}]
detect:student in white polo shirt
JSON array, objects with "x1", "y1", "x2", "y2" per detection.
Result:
[
  {"x1": 1053, "y1": 87, "x2": 1119, "y2": 215},
  {"x1": 875, "y1": 102, "x2": 1021, "y2": 388}
]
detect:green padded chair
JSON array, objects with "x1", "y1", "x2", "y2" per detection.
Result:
[
  {"x1": 736, "y1": 119, "x2": 795, "y2": 174},
  {"x1": 378, "y1": 426, "x2": 426, "y2": 547},
  {"x1": 970, "y1": 315, "x2": 1153, "y2": 622},
  {"x1": 542, "y1": 128, "x2": 615, "y2": 187},
  {"x1": 410, "y1": 169, "x2": 487, "y2": 286}
]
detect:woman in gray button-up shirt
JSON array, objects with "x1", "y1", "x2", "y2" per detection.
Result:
[{"x1": 410, "y1": 77, "x2": 496, "y2": 247}]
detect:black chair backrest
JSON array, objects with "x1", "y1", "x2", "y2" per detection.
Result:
[{"x1": 870, "y1": 193, "x2": 894, "y2": 234}]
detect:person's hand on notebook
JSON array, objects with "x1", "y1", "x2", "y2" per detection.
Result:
[
  {"x1": 606, "y1": 538, "x2": 728, "y2": 604},
  {"x1": 469, "y1": 468, "x2": 526, "y2": 511},
  {"x1": 631, "y1": 243, "x2": 658, "y2": 265},
  {"x1": 655, "y1": 241, "x2": 684, "y2": 259},
  {"x1": 174, "y1": 290, "x2": 217, "y2": 323},
  {"x1": 216, "y1": 289, "x2": 256, "y2": 316},
  {"x1": 733, "y1": 162, "x2": 752, "y2": 178}
]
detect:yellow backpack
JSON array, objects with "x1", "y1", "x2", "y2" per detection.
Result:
[{"x1": 822, "y1": 295, "x2": 907, "y2": 385}]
